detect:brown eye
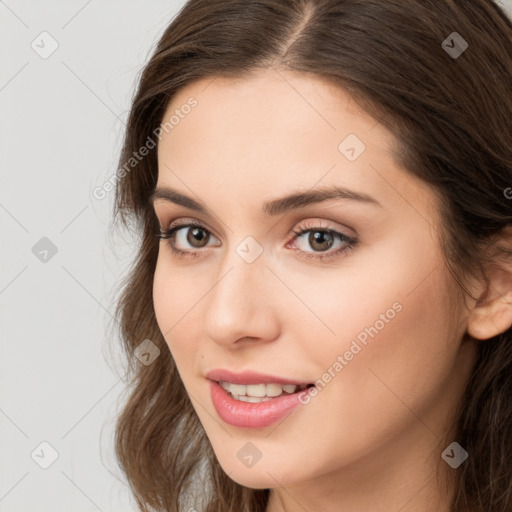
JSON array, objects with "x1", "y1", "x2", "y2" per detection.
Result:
[
  {"x1": 186, "y1": 227, "x2": 210, "y2": 248},
  {"x1": 288, "y1": 223, "x2": 357, "y2": 262},
  {"x1": 307, "y1": 230, "x2": 334, "y2": 252},
  {"x1": 157, "y1": 222, "x2": 220, "y2": 255}
]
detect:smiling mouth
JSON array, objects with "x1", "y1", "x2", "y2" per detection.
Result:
[{"x1": 217, "y1": 381, "x2": 315, "y2": 403}]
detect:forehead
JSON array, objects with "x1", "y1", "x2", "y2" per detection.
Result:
[
  {"x1": 161, "y1": 69, "x2": 391, "y2": 151},
  {"x1": 156, "y1": 68, "x2": 437, "y2": 226}
]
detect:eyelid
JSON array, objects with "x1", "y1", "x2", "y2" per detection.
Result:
[
  {"x1": 164, "y1": 216, "x2": 220, "y2": 239},
  {"x1": 287, "y1": 218, "x2": 356, "y2": 239}
]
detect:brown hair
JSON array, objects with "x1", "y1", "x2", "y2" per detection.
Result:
[{"x1": 109, "y1": 1, "x2": 512, "y2": 510}]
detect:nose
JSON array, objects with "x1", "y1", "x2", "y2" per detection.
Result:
[{"x1": 202, "y1": 248, "x2": 280, "y2": 348}]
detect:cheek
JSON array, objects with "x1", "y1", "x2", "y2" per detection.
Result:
[
  {"x1": 282, "y1": 273, "x2": 459, "y2": 478},
  {"x1": 317, "y1": 263, "x2": 457, "y2": 429},
  {"x1": 152, "y1": 256, "x2": 202, "y2": 363},
  {"x1": 153, "y1": 257, "x2": 174, "y2": 334},
  {"x1": 324, "y1": 228, "x2": 454, "y2": 371},
  {"x1": 304, "y1": 236, "x2": 457, "y2": 403}
]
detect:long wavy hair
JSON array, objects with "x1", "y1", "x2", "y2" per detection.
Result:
[{"x1": 108, "y1": 1, "x2": 512, "y2": 510}]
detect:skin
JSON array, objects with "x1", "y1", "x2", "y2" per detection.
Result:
[{"x1": 151, "y1": 67, "x2": 493, "y2": 511}]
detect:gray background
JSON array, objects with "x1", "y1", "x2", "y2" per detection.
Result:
[{"x1": 1, "y1": 1, "x2": 511, "y2": 511}]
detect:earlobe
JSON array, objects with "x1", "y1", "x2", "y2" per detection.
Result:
[{"x1": 467, "y1": 265, "x2": 512, "y2": 341}]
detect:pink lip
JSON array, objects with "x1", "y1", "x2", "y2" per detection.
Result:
[
  {"x1": 209, "y1": 380, "x2": 310, "y2": 428},
  {"x1": 206, "y1": 368, "x2": 312, "y2": 386}
]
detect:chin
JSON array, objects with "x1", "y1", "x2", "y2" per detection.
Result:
[
  {"x1": 225, "y1": 469, "x2": 279, "y2": 489},
  {"x1": 216, "y1": 454, "x2": 301, "y2": 489}
]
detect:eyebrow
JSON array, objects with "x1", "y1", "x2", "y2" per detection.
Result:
[{"x1": 150, "y1": 184, "x2": 381, "y2": 216}]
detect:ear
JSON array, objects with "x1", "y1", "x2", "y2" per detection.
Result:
[{"x1": 467, "y1": 231, "x2": 512, "y2": 340}]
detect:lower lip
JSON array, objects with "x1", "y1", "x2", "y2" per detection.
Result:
[{"x1": 209, "y1": 380, "x2": 308, "y2": 429}]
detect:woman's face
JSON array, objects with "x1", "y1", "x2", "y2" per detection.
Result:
[{"x1": 152, "y1": 68, "x2": 477, "y2": 497}]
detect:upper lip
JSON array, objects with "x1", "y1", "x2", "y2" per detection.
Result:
[{"x1": 206, "y1": 369, "x2": 313, "y2": 386}]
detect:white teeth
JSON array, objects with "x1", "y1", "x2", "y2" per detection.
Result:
[
  {"x1": 228, "y1": 383, "x2": 247, "y2": 396},
  {"x1": 266, "y1": 383, "x2": 283, "y2": 397},
  {"x1": 219, "y1": 381, "x2": 310, "y2": 401},
  {"x1": 246, "y1": 384, "x2": 266, "y2": 397},
  {"x1": 219, "y1": 381, "x2": 231, "y2": 392}
]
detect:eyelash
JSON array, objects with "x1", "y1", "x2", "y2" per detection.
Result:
[{"x1": 156, "y1": 220, "x2": 358, "y2": 262}]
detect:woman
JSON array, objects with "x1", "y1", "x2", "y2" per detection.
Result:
[{"x1": 110, "y1": 1, "x2": 512, "y2": 510}]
